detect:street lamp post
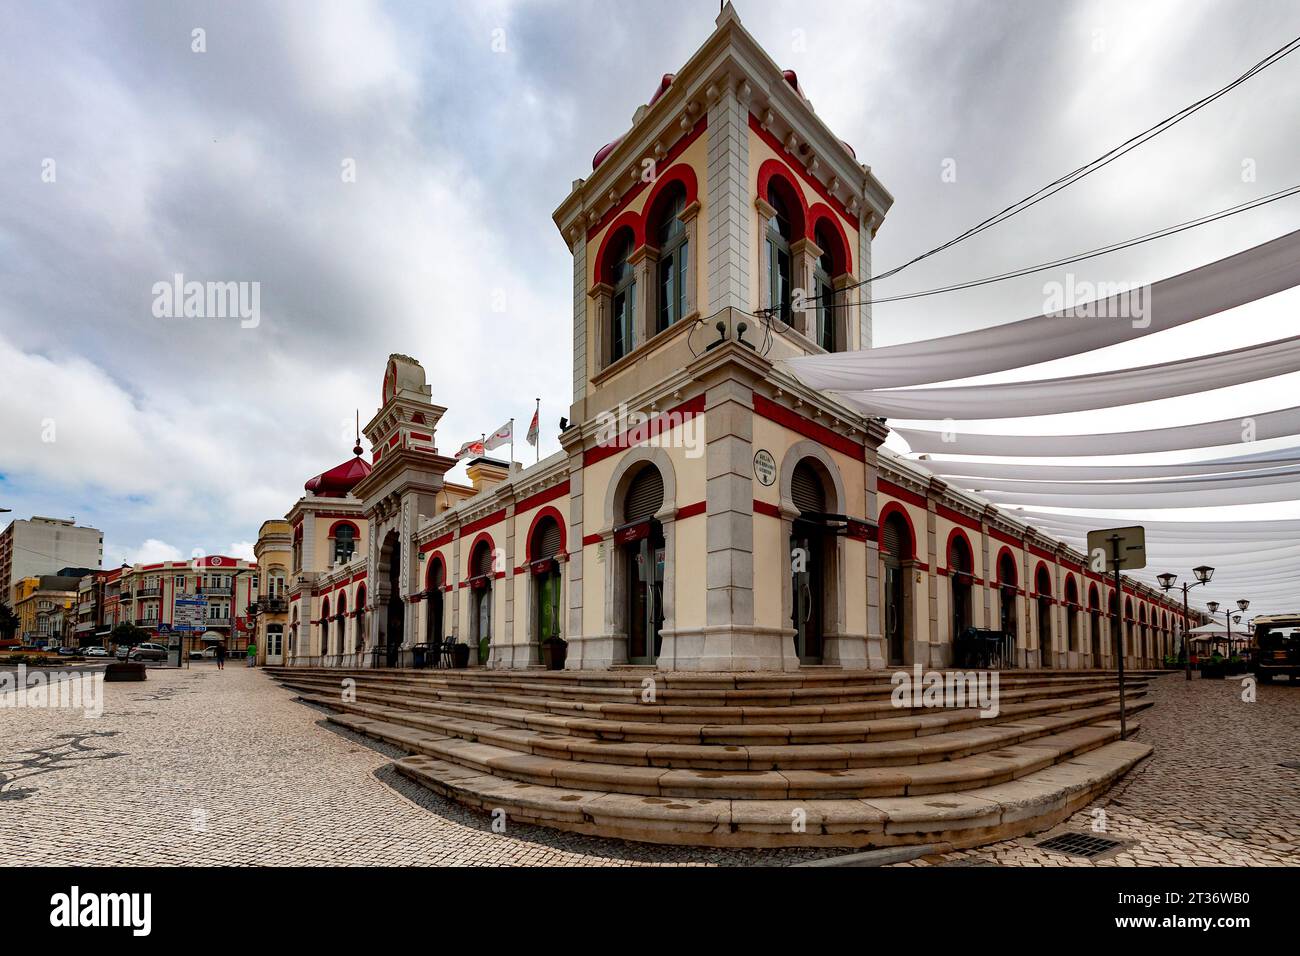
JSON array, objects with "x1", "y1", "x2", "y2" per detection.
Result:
[
  {"x1": 1204, "y1": 598, "x2": 1250, "y2": 659},
  {"x1": 1157, "y1": 566, "x2": 1214, "y2": 682}
]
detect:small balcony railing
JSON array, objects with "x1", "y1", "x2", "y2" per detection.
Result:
[
  {"x1": 135, "y1": 587, "x2": 161, "y2": 598},
  {"x1": 202, "y1": 587, "x2": 233, "y2": 597}
]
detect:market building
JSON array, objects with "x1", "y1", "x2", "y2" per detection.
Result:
[{"x1": 277, "y1": 5, "x2": 1187, "y2": 675}]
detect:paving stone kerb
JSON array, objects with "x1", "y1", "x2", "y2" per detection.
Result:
[{"x1": 269, "y1": 665, "x2": 1163, "y2": 848}]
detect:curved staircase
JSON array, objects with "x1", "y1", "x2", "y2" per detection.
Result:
[{"x1": 266, "y1": 666, "x2": 1161, "y2": 849}]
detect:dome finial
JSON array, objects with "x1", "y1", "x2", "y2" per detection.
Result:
[{"x1": 353, "y1": 409, "x2": 363, "y2": 457}]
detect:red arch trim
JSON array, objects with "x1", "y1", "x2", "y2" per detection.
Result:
[
  {"x1": 525, "y1": 506, "x2": 568, "y2": 562},
  {"x1": 878, "y1": 502, "x2": 917, "y2": 560},
  {"x1": 643, "y1": 164, "x2": 699, "y2": 240},
  {"x1": 1033, "y1": 561, "x2": 1053, "y2": 596},
  {"x1": 944, "y1": 527, "x2": 974, "y2": 573},
  {"x1": 592, "y1": 211, "x2": 644, "y2": 286},
  {"x1": 756, "y1": 158, "x2": 809, "y2": 240},
  {"x1": 993, "y1": 545, "x2": 1017, "y2": 587},
  {"x1": 808, "y1": 202, "x2": 853, "y2": 275},
  {"x1": 327, "y1": 519, "x2": 360, "y2": 539},
  {"x1": 467, "y1": 532, "x2": 497, "y2": 577},
  {"x1": 424, "y1": 551, "x2": 447, "y2": 590}
]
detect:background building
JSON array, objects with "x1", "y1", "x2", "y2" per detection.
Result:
[
  {"x1": 114, "y1": 557, "x2": 259, "y2": 655},
  {"x1": 251, "y1": 520, "x2": 291, "y2": 665},
  {"x1": 0, "y1": 516, "x2": 104, "y2": 597},
  {"x1": 12, "y1": 574, "x2": 81, "y2": 646}
]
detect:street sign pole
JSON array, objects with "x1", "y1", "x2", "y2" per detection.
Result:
[{"x1": 1089, "y1": 526, "x2": 1145, "y2": 743}]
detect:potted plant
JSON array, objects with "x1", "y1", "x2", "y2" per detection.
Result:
[
  {"x1": 452, "y1": 640, "x2": 470, "y2": 669},
  {"x1": 542, "y1": 636, "x2": 568, "y2": 671}
]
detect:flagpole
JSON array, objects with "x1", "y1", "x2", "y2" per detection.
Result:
[
  {"x1": 535, "y1": 398, "x2": 541, "y2": 464},
  {"x1": 509, "y1": 418, "x2": 515, "y2": 473}
]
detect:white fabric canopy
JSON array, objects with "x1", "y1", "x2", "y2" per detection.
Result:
[
  {"x1": 781, "y1": 229, "x2": 1300, "y2": 391},
  {"x1": 915, "y1": 451, "x2": 1300, "y2": 481},
  {"x1": 1009, "y1": 511, "x2": 1300, "y2": 537},
  {"x1": 979, "y1": 480, "x2": 1299, "y2": 508},
  {"x1": 894, "y1": 406, "x2": 1300, "y2": 456},
  {"x1": 950, "y1": 466, "x2": 1300, "y2": 496},
  {"x1": 838, "y1": 335, "x2": 1300, "y2": 420}
]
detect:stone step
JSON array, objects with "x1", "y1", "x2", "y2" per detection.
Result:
[
  {"x1": 324, "y1": 709, "x2": 1138, "y2": 800},
  {"x1": 269, "y1": 666, "x2": 1151, "y2": 706},
  {"x1": 274, "y1": 672, "x2": 1149, "y2": 726},
  {"x1": 389, "y1": 739, "x2": 1154, "y2": 848},
  {"x1": 284, "y1": 675, "x2": 1146, "y2": 744},
  {"x1": 303, "y1": 689, "x2": 1151, "y2": 771}
]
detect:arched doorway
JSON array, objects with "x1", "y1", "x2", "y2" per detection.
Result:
[
  {"x1": 379, "y1": 530, "x2": 403, "y2": 668},
  {"x1": 469, "y1": 539, "x2": 495, "y2": 665},
  {"x1": 1138, "y1": 604, "x2": 1148, "y2": 666},
  {"x1": 618, "y1": 465, "x2": 665, "y2": 665},
  {"x1": 790, "y1": 459, "x2": 839, "y2": 664},
  {"x1": 529, "y1": 515, "x2": 564, "y2": 656},
  {"x1": 1035, "y1": 566, "x2": 1053, "y2": 668},
  {"x1": 948, "y1": 534, "x2": 973, "y2": 649},
  {"x1": 1089, "y1": 584, "x2": 1103, "y2": 667},
  {"x1": 354, "y1": 585, "x2": 367, "y2": 665},
  {"x1": 881, "y1": 510, "x2": 914, "y2": 666},
  {"x1": 1065, "y1": 576, "x2": 1080, "y2": 657},
  {"x1": 425, "y1": 559, "x2": 444, "y2": 649},
  {"x1": 335, "y1": 592, "x2": 348, "y2": 666},
  {"x1": 1124, "y1": 597, "x2": 1134, "y2": 663},
  {"x1": 319, "y1": 596, "x2": 331, "y2": 664},
  {"x1": 998, "y1": 551, "x2": 1018, "y2": 662}
]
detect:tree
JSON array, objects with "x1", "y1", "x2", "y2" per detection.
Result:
[
  {"x1": 0, "y1": 601, "x2": 19, "y2": 642},
  {"x1": 109, "y1": 622, "x2": 149, "y2": 648}
]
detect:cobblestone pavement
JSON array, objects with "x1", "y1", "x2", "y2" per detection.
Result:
[
  {"x1": 2, "y1": 665, "x2": 1296, "y2": 866},
  {"x1": 0, "y1": 664, "x2": 844, "y2": 866},
  {"x1": 902, "y1": 674, "x2": 1300, "y2": 867}
]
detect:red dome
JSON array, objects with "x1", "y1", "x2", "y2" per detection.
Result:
[{"x1": 305, "y1": 455, "x2": 371, "y2": 497}]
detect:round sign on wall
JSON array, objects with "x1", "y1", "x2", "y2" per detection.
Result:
[{"x1": 753, "y1": 449, "x2": 777, "y2": 486}]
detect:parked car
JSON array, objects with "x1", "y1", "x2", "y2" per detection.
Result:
[
  {"x1": 114, "y1": 646, "x2": 130, "y2": 660},
  {"x1": 83, "y1": 646, "x2": 109, "y2": 658},
  {"x1": 187, "y1": 647, "x2": 217, "y2": 660},
  {"x1": 128, "y1": 642, "x2": 169, "y2": 662},
  {"x1": 56, "y1": 646, "x2": 81, "y2": 656}
]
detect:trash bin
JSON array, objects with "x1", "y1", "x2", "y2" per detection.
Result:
[
  {"x1": 452, "y1": 642, "x2": 470, "y2": 669},
  {"x1": 412, "y1": 645, "x2": 427, "y2": 669}
]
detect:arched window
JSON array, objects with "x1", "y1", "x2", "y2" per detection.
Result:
[
  {"x1": 609, "y1": 229, "x2": 636, "y2": 362},
  {"x1": 653, "y1": 183, "x2": 689, "y2": 333},
  {"x1": 813, "y1": 222, "x2": 838, "y2": 352},
  {"x1": 765, "y1": 185, "x2": 795, "y2": 324},
  {"x1": 333, "y1": 525, "x2": 356, "y2": 566}
]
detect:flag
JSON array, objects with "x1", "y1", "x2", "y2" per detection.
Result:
[
  {"x1": 455, "y1": 439, "x2": 485, "y2": 460},
  {"x1": 484, "y1": 420, "x2": 513, "y2": 451},
  {"x1": 526, "y1": 407, "x2": 540, "y2": 447}
]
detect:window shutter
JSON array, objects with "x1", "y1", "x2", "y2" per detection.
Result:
[
  {"x1": 534, "y1": 519, "x2": 562, "y2": 560},
  {"x1": 791, "y1": 461, "x2": 825, "y2": 515},
  {"x1": 623, "y1": 467, "x2": 665, "y2": 524},
  {"x1": 473, "y1": 544, "x2": 494, "y2": 577}
]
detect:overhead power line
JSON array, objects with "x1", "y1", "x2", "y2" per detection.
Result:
[
  {"x1": 850, "y1": 33, "x2": 1300, "y2": 290},
  {"x1": 813, "y1": 183, "x2": 1300, "y2": 309}
]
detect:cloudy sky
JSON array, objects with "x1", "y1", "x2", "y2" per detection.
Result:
[{"x1": 2, "y1": 0, "x2": 1298, "y2": 607}]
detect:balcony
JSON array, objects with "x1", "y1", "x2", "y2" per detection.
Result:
[
  {"x1": 135, "y1": 587, "x2": 161, "y2": 598},
  {"x1": 138, "y1": 617, "x2": 160, "y2": 628},
  {"x1": 78, "y1": 600, "x2": 95, "y2": 613},
  {"x1": 256, "y1": 598, "x2": 288, "y2": 614},
  {"x1": 202, "y1": 587, "x2": 233, "y2": 597},
  {"x1": 205, "y1": 617, "x2": 232, "y2": 627}
]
